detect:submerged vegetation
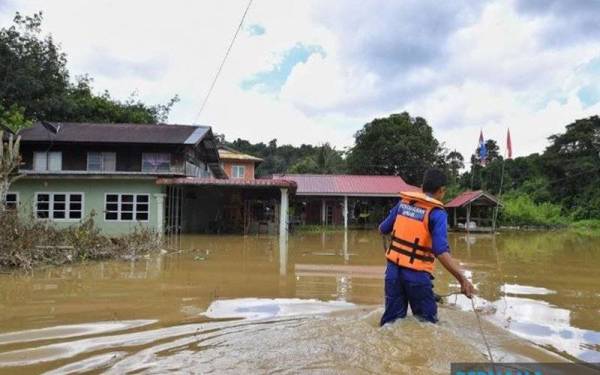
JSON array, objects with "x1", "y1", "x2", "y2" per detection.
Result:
[
  {"x1": 568, "y1": 220, "x2": 600, "y2": 237},
  {"x1": 0, "y1": 211, "x2": 162, "y2": 272}
]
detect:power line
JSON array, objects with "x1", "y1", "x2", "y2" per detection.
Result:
[{"x1": 193, "y1": 0, "x2": 254, "y2": 123}]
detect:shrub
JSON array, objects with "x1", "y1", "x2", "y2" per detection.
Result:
[{"x1": 499, "y1": 193, "x2": 568, "y2": 227}]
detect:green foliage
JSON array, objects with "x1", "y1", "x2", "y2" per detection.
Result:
[
  {"x1": 543, "y1": 116, "x2": 600, "y2": 219},
  {"x1": 0, "y1": 12, "x2": 177, "y2": 125},
  {"x1": 346, "y1": 112, "x2": 443, "y2": 185},
  {"x1": 569, "y1": 220, "x2": 600, "y2": 237},
  {"x1": 0, "y1": 104, "x2": 31, "y2": 131},
  {"x1": 288, "y1": 143, "x2": 345, "y2": 174},
  {"x1": 445, "y1": 150, "x2": 464, "y2": 184},
  {"x1": 226, "y1": 138, "x2": 346, "y2": 176},
  {"x1": 499, "y1": 192, "x2": 568, "y2": 227}
]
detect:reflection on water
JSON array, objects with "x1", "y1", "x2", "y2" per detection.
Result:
[{"x1": 0, "y1": 230, "x2": 598, "y2": 373}]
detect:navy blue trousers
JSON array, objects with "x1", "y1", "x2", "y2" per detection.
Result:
[{"x1": 380, "y1": 274, "x2": 438, "y2": 325}]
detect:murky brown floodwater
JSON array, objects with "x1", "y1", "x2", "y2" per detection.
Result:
[{"x1": 0, "y1": 230, "x2": 599, "y2": 374}]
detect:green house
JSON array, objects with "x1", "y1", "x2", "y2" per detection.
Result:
[{"x1": 6, "y1": 122, "x2": 223, "y2": 235}]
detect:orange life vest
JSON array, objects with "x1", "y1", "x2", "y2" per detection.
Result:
[{"x1": 385, "y1": 191, "x2": 445, "y2": 274}]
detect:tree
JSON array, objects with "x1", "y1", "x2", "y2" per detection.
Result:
[
  {"x1": 0, "y1": 12, "x2": 177, "y2": 126},
  {"x1": 470, "y1": 139, "x2": 501, "y2": 166},
  {"x1": 0, "y1": 131, "x2": 22, "y2": 212},
  {"x1": 288, "y1": 143, "x2": 345, "y2": 174},
  {"x1": 543, "y1": 116, "x2": 600, "y2": 218},
  {"x1": 0, "y1": 104, "x2": 31, "y2": 132},
  {"x1": 446, "y1": 150, "x2": 464, "y2": 183},
  {"x1": 346, "y1": 112, "x2": 442, "y2": 184}
]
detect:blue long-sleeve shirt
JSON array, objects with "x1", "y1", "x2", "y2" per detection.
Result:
[{"x1": 379, "y1": 201, "x2": 450, "y2": 284}]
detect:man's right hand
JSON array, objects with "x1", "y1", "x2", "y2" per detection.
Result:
[{"x1": 460, "y1": 277, "x2": 475, "y2": 299}]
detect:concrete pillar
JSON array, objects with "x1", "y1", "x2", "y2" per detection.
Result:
[
  {"x1": 343, "y1": 196, "x2": 348, "y2": 229},
  {"x1": 321, "y1": 198, "x2": 326, "y2": 225},
  {"x1": 343, "y1": 229, "x2": 349, "y2": 263},
  {"x1": 279, "y1": 229, "x2": 288, "y2": 276},
  {"x1": 154, "y1": 193, "x2": 166, "y2": 237},
  {"x1": 466, "y1": 203, "x2": 471, "y2": 234},
  {"x1": 279, "y1": 188, "x2": 289, "y2": 236},
  {"x1": 279, "y1": 188, "x2": 289, "y2": 276}
]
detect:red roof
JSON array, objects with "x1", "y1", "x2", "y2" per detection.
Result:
[
  {"x1": 273, "y1": 174, "x2": 419, "y2": 197},
  {"x1": 156, "y1": 177, "x2": 296, "y2": 189},
  {"x1": 445, "y1": 190, "x2": 500, "y2": 208}
]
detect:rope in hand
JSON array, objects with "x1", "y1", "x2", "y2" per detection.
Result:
[
  {"x1": 437, "y1": 292, "x2": 496, "y2": 370},
  {"x1": 470, "y1": 297, "x2": 496, "y2": 368}
]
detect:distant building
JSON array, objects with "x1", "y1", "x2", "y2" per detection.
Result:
[
  {"x1": 218, "y1": 146, "x2": 263, "y2": 180},
  {"x1": 8, "y1": 122, "x2": 224, "y2": 235},
  {"x1": 274, "y1": 174, "x2": 419, "y2": 228}
]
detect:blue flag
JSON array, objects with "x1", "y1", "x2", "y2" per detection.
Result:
[{"x1": 478, "y1": 130, "x2": 487, "y2": 165}]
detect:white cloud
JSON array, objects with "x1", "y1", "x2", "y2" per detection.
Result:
[{"x1": 2, "y1": 0, "x2": 600, "y2": 160}]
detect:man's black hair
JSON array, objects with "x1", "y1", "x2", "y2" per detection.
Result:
[{"x1": 422, "y1": 168, "x2": 447, "y2": 194}]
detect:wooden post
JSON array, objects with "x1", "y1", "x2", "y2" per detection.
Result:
[{"x1": 321, "y1": 198, "x2": 326, "y2": 225}]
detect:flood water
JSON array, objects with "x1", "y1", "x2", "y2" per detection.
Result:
[{"x1": 0, "y1": 230, "x2": 599, "y2": 374}]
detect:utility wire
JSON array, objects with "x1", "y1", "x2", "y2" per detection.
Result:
[{"x1": 193, "y1": 0, "x2": 254, "y2": 123}]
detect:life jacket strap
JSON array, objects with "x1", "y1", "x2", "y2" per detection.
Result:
[
  {"x1": 391, "y1": 235, "x2": 434, "y2": 254},
  {"x1": 388, "y1": 244, "x2": 435, "y2": 263},
  {"x1": 409, "y1": 238, "x2": 420, "y2": 264}
]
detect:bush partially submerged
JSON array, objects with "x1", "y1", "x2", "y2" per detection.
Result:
[{"x1": 0, "y1": 210, "x2": 162, "y2": 271}]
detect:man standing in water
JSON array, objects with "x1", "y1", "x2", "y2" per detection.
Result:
[{"x1": 379, "y1": 168, "x2": 475, "y2": 325}]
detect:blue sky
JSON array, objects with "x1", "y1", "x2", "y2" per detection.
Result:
[
  {"x1": 1, "y1": 0, "x2": 600, "y2": 160},
  {"x1": 241, "y1": 43, "x2": 325, "y2": 93}
]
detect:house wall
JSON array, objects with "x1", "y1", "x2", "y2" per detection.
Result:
[
  {"x1": 9, "y1": 178, "x2": 164, "y2": 235},
  {"x1": 221, "y1": 160, "x2": 255, "y2": 180}
]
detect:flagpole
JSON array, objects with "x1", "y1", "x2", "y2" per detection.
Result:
[{"x1": 492, "y1": 129, "x2": 510, "y2": 232}]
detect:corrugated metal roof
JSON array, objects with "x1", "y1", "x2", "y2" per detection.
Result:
[
  {"x1": 273, "y1": 174, "x2": 419, "y2": 196},
  {"x1": 18, "y1": 122, "x2": 211, "y2": 145},
  {"x1": 218, "y1": 148, "x2": 263, "y2": 162},
  {"x1": 157, "y1": 177, "x2": 296, "y2": 189},
  {"x1": 445, "y1": 190, "x2": 500, "y2": 208}
]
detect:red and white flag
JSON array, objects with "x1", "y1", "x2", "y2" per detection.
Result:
[{"x1": 507, "y1": 128, "x2": 513, "y2": 159}]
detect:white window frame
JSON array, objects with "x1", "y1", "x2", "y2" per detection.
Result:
[
  {"x1": 104, "y1": 193, "x2": 150, "y2": 222},
  {"x1": 4, "y1": 192, "x2": 19, "y2": 210},
  {"x1": 87, "y1": 152, "x2": 116, "y2": 172},
  {"x1": 141, "y1": 153, "x2": 171, "y2": 173},
  {"x1": 34, "y1": 192, "x2": 85, "y2": 221},
  {"x1": 33, "y1": 151, "x2": 63, "y2": 171},
  {"x1": 231, "y1": 164, "x2": 246, "y2": 179}
]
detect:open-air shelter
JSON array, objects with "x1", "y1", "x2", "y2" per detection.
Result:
[{"x1": 446, "y1": 190, "x2": 501, "y2": 232}]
